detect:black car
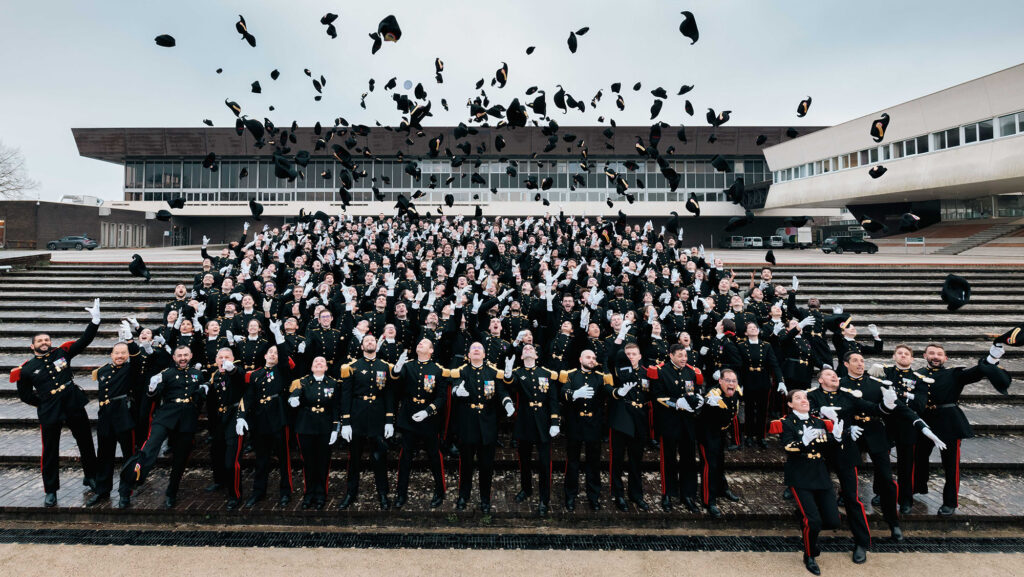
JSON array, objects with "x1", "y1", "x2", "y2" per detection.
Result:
[
  {"x1": 821, "y1": 236, "x2": 877, "y2": 255},
  {"x1": 47, "y1": 235, "x2": 99, "y2": 251}
]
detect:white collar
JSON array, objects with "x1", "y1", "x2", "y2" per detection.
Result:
[
  {"x1": 793, "y1": 411, "x2": 809, "y2": 420},
  {"x1": 313, "y1": 374, "x2": 325, "y2": 382}
]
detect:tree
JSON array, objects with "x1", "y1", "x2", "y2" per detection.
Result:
[{"x1": 0, "y1": 141, "x2": 38, "y2": 200}]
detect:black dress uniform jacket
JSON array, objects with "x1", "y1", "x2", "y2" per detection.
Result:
[
  {"x1": 559, "y1": 368, "x2": 614, "y2": 443},
  {"x1": 288, "y1": 374, "x2": 341, "y2": 435},
  {"x1": 508, "y1": 365, "x2": 561, "y2": 443},
  {"x1": 15, "y1": 321, "x2": 98, "y2": 426},
  {"x1": 150, "y1": 365, "x2": 207, "y2": 433},
  {"x1": 340, "y1": 356, "x2": 397, "y2": 435},
  {"x1": 395, "y1": 359, "x2": 450, "y2": 435},
  {"x1": 449, "y1": 362, "x2": 513, "y2": 445}
]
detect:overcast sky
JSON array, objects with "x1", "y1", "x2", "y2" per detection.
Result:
[{"x1": 2, "y1": 0, "x2": 1024, "y2": 201}]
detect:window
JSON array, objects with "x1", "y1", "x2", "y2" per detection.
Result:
[
  {"x1": 881, "y1": 145, "x2": 889, "y2": 161},
  {"x1": 916, "y1": 135, "x2": 929, "y2": 154},
  {"x1": 999, "y1": 114, "x2": 1017, "y2": 137},
  {"x1": 893, "y1": 141, "x2": 904, "y2": 158},
  {"x1": 945, "y1": 127, "x2": 960, "y2": 148},
  {"x1": 964, "y1": 123, "x2": 977, "y2": 144},
  {"x1": 870, "y1": 148, "x2": 879, "y2": 163},
  {"x1": 933, "y1": 131, "x2": 946, "y2": 150},
  {"x1": 979, "y1": 119, "x2": 994, "y2": 141},
  {"x1": 904, "y1": 138, "x2": 916, "y2": 155}
]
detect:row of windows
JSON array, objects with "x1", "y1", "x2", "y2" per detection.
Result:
[
  {"x1": 128, "y1": 189, "x2": 730, "y2": 204},
  {"x1": 125, "y1": 158, "x2": 771, "y2": 192},
  {"x1": 774, "y1": 110, "x2": 1024, "y2": 183}
]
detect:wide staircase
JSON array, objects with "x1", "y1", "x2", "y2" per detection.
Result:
[
  {"x1": 0, "y1": 262, "x2": 1022, "y2": 532},
  {"x1": 933, "y1": 222, "x2": 1024, "y2": 255}
]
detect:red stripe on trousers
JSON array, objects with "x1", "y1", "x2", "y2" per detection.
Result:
[
  {"x1": 853, "y1": 466, "x2": 872, "y2": 547},
  {"x1": 284, "y1": 426, "x2": 293, "y2": 492},
  {"x1": 607, "y1": 431, "x2": 614, "y2": 493},
  {"x1": 954, "y1": 440, "x2": 961, "y2": 507},
  {"x1": 659, "y1": 436, "x2": 667, "y2": 495},
  {"x1": 700, "y1": 444, "x2": 709, "y2": 505},
  {"x1": 790, "y1": 486, "x2": 812, "y2": 557},
  {"x1": 234, "y1": 435, "x2": 243, "y2": 498}
]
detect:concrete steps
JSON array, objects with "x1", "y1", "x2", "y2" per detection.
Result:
[{"x1": 934, "y1": 224, "x2": 1024, "y2": 255}]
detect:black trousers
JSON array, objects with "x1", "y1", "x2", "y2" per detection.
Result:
[
  {"x1": 120, "y1": 423, "x2": 193, "y2": 498},
  {"x1": 133, "y1": 390, "x2": 155, "y2": 452},
  {"x1": 95, "y1": 427, "x2": 134, "y2": 496},
  {"x1": 225, "y1": 431, "x2": 244, "y2": 500},
  {"x1": 913, "y1": 435, "x2": 961, "y2": 508},
  {"x1": 698, "y1": 432, "x2": 727, "y2": 506},
  {"x1": 659, "y1": 433, "x2": 696, "y2": 500},
  {"x1": 397, "y1": 430, "x2": 445, "y2": 498},
  {"x1": 40, "y1": 408, "x2": 98, "y2": 494},
  {"x1": 209, "y1": 417, "x2": 228, "y2": 486},
  {"x1": 346, "y1": 435, "x2": 389, "y2": 497},
  {"x1": 610, "y1": 431, "x2": 644, "y2": 501},
  {"x1": 791, "y1": 487, "x2": 841, "y2": 559},
  {"x1": 743, "y1": 381, "x2": 771, "y2": 440},
  {"x1": 894, "y1": 442, "x2": 915, "y2": 507},
  {"x1": 457, "y1": 441, "x2": 496, "y2": 502},
  {"x1": 863, "y1": 446, "x2": 899, "y2": 526},
  {"x1": 517, "y1": 439, "x2": 552, "y2": 503},
  {"x1": 835, "y1": 465, "x2": 872, "y2": 548},
  {"x1": 564, "y1": 439, "x2": 601, "y2": 502},
  {"x1": 251, "y1": 426, "x2": 293, "y2": 498},
  {"x1": 298, "y1": 433, "x2": 331, "y2": 501}
]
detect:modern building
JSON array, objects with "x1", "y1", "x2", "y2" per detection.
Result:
[{"x1": 762, "y1": 62, "x2": 1024, "y2": 234}]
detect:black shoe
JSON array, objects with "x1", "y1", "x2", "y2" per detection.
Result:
[
  {"x1": 682, "y1": 496, "x2": 700, "y2": 513},
  {"x1": 836, "y1": 494, "x2": 845, "y2": 507},
  {"x1": 783, "y1": 487, "x2": 793, "y2": 500},
  {"x1": 852, "y1": 545, "x2": 867, "y2": 564},
  {"x1": 163, "y1": 495, "x2": 177, "y2": 509},
  {"x1": 515, "y1": 489, "x2": 532, "y2": 503},
  {"x1": 707, "y1": 503, "x2": 722, "y2": 519},
  {"x1": 83, "y1": 477, "x2": 98, "y2": 493},
  {"x1": 85, "y1": 493, "x2": 109, "y2": 507},
  {"x1": 899, "y1": 502, "x2": 912, "y2": 515},
  {"x1": 803, "y1": 555, "x2": 821, "y2": 575},
  {"x1": 614, "y1": 496, "x2": 629, "y2": 512},
  {"x1": 480, "y1": 501, "x2": 491, "y2": 514},
  {"x1": 661, "y1": 495, "x2": 673, "y2": 512},
  {"x1": 204, "y1": 482, "x2": 223, "y2": 492},
  {"x1": 226, "y1": 498, "x2": 240, "y2": 511},
  {"x1": 538, "y1": 501, "x2": 549, "y2": 516},
  {"x1": 890, "y1": 524, "x2": 904, "y2": 542},
  {"x1": 394, "y1": 495, "x2": 407, "y2": 510},
  {"x1": 278, "y1": 493, "x2": 291, "y2": 507},
  {"x1": 379, "y1": 494, "x2": 391, "y2": 511},
  {"x1": 938, "y1": 504, "x2": 956, "y2": 516},
  {"x1": 430, "y1": 493, "x2": 444, "y2": 508},
  {"x1": 314, "y1": 499, "x2": 325, "y2": 510},
  {"x1": 456, "y1": 497, "x2": 467, "y2": 510},
  {"x1": 565, "y1": 496, "x2": 576, "y2": 512},
  {"x1": 724, "y1": 490, "x2": 741, "y2": 502},
  {"x1": 726, "y1": 443, "x2": 742, "y2": 451},
  {"x1": 43, "y1": 492, "x2": 57, "y2": 507},
  {"x1": 447, "y1": 445, "x2": 460, "y2": 458},
  {"x1": 743, "y1": 438, "x2": 752, "y2": 448},
  {"x1": 631, "y1": 497, "x2": 650, "y2": 512},
  {"x1": 245, "y1": 494, "x2": 265, "y2": 508},
  {"x1": 337, "y1": 494, "x2": 356, "y2": 510},
  {"x1": 301, "y1": 496, "x2": 313, "y2": 510},
  {"x1": 871, "y1": 494, "x2": 881, "y2": 507},
  {"x1": 589, "y1": 498, "x2": 601, "y2": 511},
  {"x1": 118, "y1": 495, "x2": 131, "y2": 509},
  {"x1": 758, "y1": 439, "x2": 768, "y2": 449}
]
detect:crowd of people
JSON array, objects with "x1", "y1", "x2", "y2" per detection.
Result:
[{"x1": 14, "y1": 211, "x2": 1011, "y2": 575}]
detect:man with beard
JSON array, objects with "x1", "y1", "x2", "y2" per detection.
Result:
[
  {"x1": 506, "y1": 344, "x2": 560, "y2": 515},
  {"x1": 559, "y1": 349, "x2": 613, "y2": 512}
]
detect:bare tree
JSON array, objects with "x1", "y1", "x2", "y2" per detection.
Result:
[{"x1": 0, "y1": 141, "x2": 38, "y2": 200}]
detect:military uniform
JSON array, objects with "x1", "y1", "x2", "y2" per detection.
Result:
[
  {"x1": 394, "y1": 359, "x2": 450, "y2": 503},
  {"x1": 882, "y1": 364, "x2": 931, "y2": 511},
  {"x1": 14, "y1": 321, "x2": 99, "y2": 497},
  {"x1": 289, "y1": 374, "x2": 341, "y2": 508},
  {"x1": 449, "y1": 362, "x2": 513, "y2": 507},
  {"x1": 235, "y1": 336, "x2": 271, "y2": 372},
  {"x1": 208, "y1": 366, "x2": 247, "y2": 502},
  {"x1": 91, "y1": 346, "x2": 138, "y2": 498},
  {"x1": 507, "y1": 365, "x2": 560, "y2": 506},
  {"x1": 697, "y1": 386, "x2": 741, "y2": 508},
  {"x1": 649, "y1": 361, "x2": 704, "y2": 507},
  {"x1": 305, "y1": 325, "x2": 346, "y2": 376},
  {"x1": 780, "y1": 328, "x2": 816, "y2": 390},
  {"x1": 737, "y1": 339, "x2": 783, "y2": 443},
  {"x1": 559, "y1": 367, "x2": 613, "y2": 508},
  {"x1": 239, "y1": 356, "x2": 295, "y2": 503},
  {"x1": 606, "y1": 364, "x2": 652, "y2": 505},
  {"x1": 780, "y1": 413, "x2": 840, "y2": 565},
  {"x1": 339, "y1": 355, "x2": 397, "y2": 501}
]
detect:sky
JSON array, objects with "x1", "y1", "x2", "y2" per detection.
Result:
[{"x1": 2, "y1": 0, "x2": 1024, "y2": 201}]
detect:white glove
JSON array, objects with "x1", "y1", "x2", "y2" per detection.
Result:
[
  {"x1": 471, "y1": 294, "x2": 483, "y2": 314},
  {"x1": 194, "y1": 363, "x2": 203, "y2": 370},
  {"x1": 329, "y1": 430, "x2": 339, "y2": 445},
  {"x1": 773, "y1": 321, "x2": 785, "y2": 335},
  {"x1": 819, "y1": 406, "x2": 840, "y2": 421},
  {"x1": 127, "y1": 316, "x2": 140, "y2": 330},
  {"x1": 832, "y1": 418, "x2": 844, "y2": 441},
  {"x1": 922, "y1": 427, "x2": 947, "y2": 451},
  {"x1": 199, "y1": 383, "x2": 209, "y2": 395},
  {"x1": 148, "y1": 373, "x2": 162, "y2": 392},
  {"x1": 297, "y1": 341, "x2": 306, "y2": 353},
  {"x1": 617, "y1": 382, "x2": 636, "y2": 397},
  {"x1": 868, "y1": 324, "x2": 880, "y2": 338},
  {"x1": 233, "y1": 335, "x2": 245, "y2": 344},
  {"x1": 230, "y1": 292, "x2": 244, "y2": 302},
  {"x1": 699, "y1": 346, "x2": 709, "y2": 356},
  {"x1": 832, "y1": 305, "x2": 843, "y2": 314},
  {"x1": 580, "y1": 307, "x2": 591, "y2": 328},
  {"x1": 712, "y1": 370, "x2": 721, "y2": 381},
  {"x1": 988, "y1": 343, "x2": 1005, "y2": 364},
  {"x1": 202, "y1": 235, "x2": 210, "y2": 248},
  {"x1": 791, "y1": 275, "x2": 799, "y2": 292},
  {"x1": 616, "y1": 323, "x2": 631, "y2": 341},
  {"x1": 777, "y1": 381, "x2": 787, "y2": 394},
  {"x1": 393, "y1": 350, "x2": 408, "y2": 373},
  {"x1": 412, "y1": 410, "x2": 429, "y2": 422},
  {"x1": 850, "y1": 425, "x2": 864, "y2": 440},
  {"x1": 801, "y1": 424, "x2": 823, "y2": 446},
  {"x1": 868, "y1": 363, "x2": 886, "y2": 378},
  {"x1": 118, "y1": 320, "x2": 133, "y2": 342},
  {"x1": 676, "y1": 397, "x2": 693, "y2": 412},
  {"x1": 221, "y1": 359, "x2": 235, "y2": 372},
  {"x1": 882, "y1": 386, "x2": 897, "y2": 410},
  {"x1": 86, "y1": 298, "x2": 101, "y2": 324},
  {"x1": 572, "y1": 385, "x2": 595, "y2": 400},
  {"x1": 503, "y1": 355, "x2": 515, "y2": 375},
  {"x1": 152, "y1": 334, "x2": 166, "y2": 347},
  {"x1": 513, "y1": 330, "x2": 528, "y2": 346},
  {"x1": 341, "y1": 425, "x2": 353, "y2": 442},
  {"x1": 706, "y1": 392, "x2": 722, "y2": 406},
  {"x1": 236, "y1": 418, "x2": 248, "y2": 436},
  {"x1": 454, "y1": 382, "x2": 470, "y2": 397},
  {"x1": 905, "y1": 393, "x2": 915, "y2": 401},
  {"x1": 723, "y1": 311, "x2": 735, "y2": 320},
  {"x1": 141, "y1": 341, "x2": 153, "y2": 354},
  {"x1": 549, "y1": 425, "x2": 560, "y2": 438},
  {"x1": 384, "y1": 424, "x2": 394, "y2": 439},
  {"x1": 288, "y1": 396, "x2": 300, "y2": 408},
  {"x1": 504, "y1": 401, "x2": 515, "y2": 418}
]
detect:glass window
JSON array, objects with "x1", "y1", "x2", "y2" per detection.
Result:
[
  {"x1": 905, "y1": 139, "x2": 916, "y2": 155},
  {"x1": 999, "y1": 114, "x2": 1017, "y2": 137},
  {"x1": 1019, "y1": 113, "x2": 1024, "y2": 134},
  {"x1": 893, "y1": 141, "x2": 903, "y2": 158},
  {"x1": 859, "y1": 150, "x2": 869, "y2": 165},
  {"x1": 964, "y1": 123, "x2": 977, "y2": 144},
  {"x1": 979, "y1": 119, "x2": 994, "y2": 141},
  {"x1": 881, "y1": 145, "x2": 890, "y2": 161},
  {"x1": 933, "y1": 131, "x2": 946, "y2": 150},
  {"x1": 870, "y1": 148, "x2": 879, "y2": 163},
  {"x1": 945, "y1": 127, "x2": 959, "y2": 148},
  {"x1": 916, "y1": 135, "x2": 929, "y2": 154}
]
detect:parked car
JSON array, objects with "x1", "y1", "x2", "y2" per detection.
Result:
[
  {"x1": 821, "y1": 236, "x2": 878, "y2": 254},
  {"x1": 718, "y1": 235, "x2": 746, "y2": 249},
  {"x1": 744, "y1": 236, "x2": 764, "y2": 248},
  {"x1": 768, "y1": 235, "x2": 784, "y2": 248},
  {"x1": 47, "y1": 235, "x2": 99, "y2": 251}
]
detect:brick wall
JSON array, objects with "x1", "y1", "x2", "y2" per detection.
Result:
[{"x1": 0, "y1": 201, "x2": 172, "y2": 248}]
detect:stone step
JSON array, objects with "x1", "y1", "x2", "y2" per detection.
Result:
[{"x1": 0, "y1": 465, "x2": 1016, "y2": 527}]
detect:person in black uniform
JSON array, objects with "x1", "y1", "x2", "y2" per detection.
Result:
[
  {"x1": 119, "y1": 345, "x2": 207, "y2": 509},
  {"x1": 507, "y1": 344, "x2": 560, "y2": 515},
  {"x1": 697, "y1": 369, "x2": 742, "y2": 518},
  {"x1": 129, "y1": 324, "x2": 172, "y2": 452},
  {"x1": 337, "y1": 334, "x2": 398, "y2": 510},
  {"x1": 87, "y1": 322, "x2": 139, "y2": 506},
  {"x1": 833, "y1": 319, "x2": 883, "y2": 376},
  {"x1": 559, "y1": 349, "x2": 613, "y2": 512},
  {"x1": 14, "y1": 299, "x2": 102, "y2": 507},
  {"x1": 606, "y1": 343, "x2": 653, "y2": 512},
  {"x1": 450, "y1": 342, "x2": 515, "y2": 513},
  {"x1": 287, "y1": 356, "x2": 341, "y2": 510},
  {"x1": 780, "y1": 388, "x2": 842, "y2": 576},
  {"x1": 738, "y1": 320, "x2": 785, "y2": 447},
  {"x1": 305, "y1": 309, "x2": 347, "y2": 377},
  {"x1": 206, "y1": 347, "x2": 247, "y2": 509},
  {"x1": 781, "y1": 317, "x2": 819, "y2": 391},
  {"x1": 393, "y1": 338, "x2": 450, "y2": 510},
  {"x1": 648, "y1": 344, "x2": 705, "y2": 513}
]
